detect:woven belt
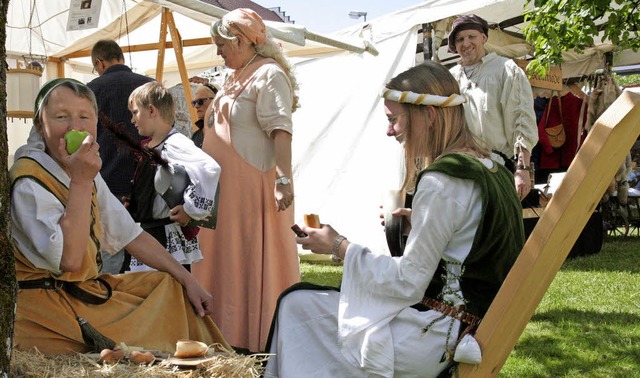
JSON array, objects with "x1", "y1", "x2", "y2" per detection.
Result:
[
  {"x1": 18, "y1": 277, "x2": 112, "y2": 305},
  {"x1": 412, "y1": 296, "x2": 481, "y2": 327}
]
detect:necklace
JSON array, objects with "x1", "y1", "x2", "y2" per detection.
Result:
[
  {"x1": 236, "y1": 53, "x2": 258, "y2": 78},
  {"x1": 222, "y1": 53, "x2": 259, "y2": 92}
]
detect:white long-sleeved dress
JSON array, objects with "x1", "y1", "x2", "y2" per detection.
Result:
[{"x1": 266, "y1": 164, "x2": 493, "y2": 377}]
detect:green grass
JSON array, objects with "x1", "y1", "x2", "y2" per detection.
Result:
[
  {"x1": 300, "y1": 235, "x2": 640, "y2": 377},
  {"x1": 300, "y1": 260, "x2": 343, "y2": 287}
]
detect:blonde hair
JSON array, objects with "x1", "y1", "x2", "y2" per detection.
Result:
[
  {"x1": 211, "y1": 22, "x2": 299, "y2": 112},
  {"x1": 385, "y1": 61, "x2": 488, "y2": 191},
  {"x1": 196, "y1": 84, "x2": 218, "y2": 98},
  {"x1": 255, "y1": 40, "x2": 300, "y2": 112},
  {"x1": 128, "y1": 82, "x2": 176, "y2": 125}
]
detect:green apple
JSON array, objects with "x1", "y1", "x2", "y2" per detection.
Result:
[{"x1": 64, "y1": 130, "x2": 90, "y2": 154}]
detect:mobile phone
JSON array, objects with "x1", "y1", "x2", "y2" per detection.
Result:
[{"x1": 291, "y1": 224, "x2": 308, "y2": 237}]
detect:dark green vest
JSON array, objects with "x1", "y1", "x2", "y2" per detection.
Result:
[{"x1": 418, "y1": 153, "x2": 524, "y2": 318}]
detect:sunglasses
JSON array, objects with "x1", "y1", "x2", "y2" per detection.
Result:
[{"x1": 191, "y1": 97, "x2": 213, "y2": 107}]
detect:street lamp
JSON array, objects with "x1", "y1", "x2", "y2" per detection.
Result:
[{"x1": 348, "y1": 11, "x2": 367, "y2": 22}]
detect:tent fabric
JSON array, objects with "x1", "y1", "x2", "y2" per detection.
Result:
[
  {"x1": 6, "y1": 0, "x2": 367, "y2": 81},
  {"x1": 261, "y1": 0, "x2": 640, "y2": 253},
  {"x1": 288, "y1": 28, "x2": 417, "y2": 253},
  {"x1": 8, "y1": 0, "x2": 637, "y2": 87}
]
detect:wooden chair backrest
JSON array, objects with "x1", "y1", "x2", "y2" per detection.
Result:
[{"x1": 458, "y1": 90, "x2": 640, "y2": 377}]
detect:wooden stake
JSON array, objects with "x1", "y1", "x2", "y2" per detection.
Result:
[
  {"x1": 458, "y1": 90, "x2": 640, "y2": 376},
  {"x1": 166, "y1": 9, "x2": 199, "y2": 130},
  {"x1": 155, "y1": 9, "x2": 168, "y2": 83}
]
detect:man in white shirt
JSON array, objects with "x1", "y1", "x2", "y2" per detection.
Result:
[{"x1": 448, "y1": 14, "x2": 538, "y2": 200}]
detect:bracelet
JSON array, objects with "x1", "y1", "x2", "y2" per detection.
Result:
[
  {"x1": 516, "y1": 163, "x2": 535, "y2": 174},
  {"x1": 331, "y1": 235, "x2": 347, "y2": 262},
  {"x1": 516, "y1": 163, "x2": 535, "y2": 186}
]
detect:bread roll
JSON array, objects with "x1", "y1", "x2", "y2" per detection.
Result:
[
  {"x1": 304, "y1": 214, "x2": 321, "y2": 229},
  {"x1": 130, "y1": 350, "x2": 155, "y2": 364},
  {"x1": 99, "y1": 348, "x2": 125, "y2": 363},
  {"x1": 174, "y1": 339, "x2": 209, "y2": 358}
]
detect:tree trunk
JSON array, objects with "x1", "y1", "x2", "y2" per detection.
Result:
[{"x1": 0, "y1": 0, "x2": 18, "y2": 376}]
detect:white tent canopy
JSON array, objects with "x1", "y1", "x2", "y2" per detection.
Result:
[
  {"x1": 7, "y1": 0, "x2": 639, "y2": 255},
  {"x1": 6, "y1": 0, "x2": 373, "y2": 82},
  {"x1": 281, "y1": 0, "x2": 640, "y2": 253}
]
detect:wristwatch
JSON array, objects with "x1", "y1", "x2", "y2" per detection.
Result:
[{"x1": 275, "y1": 176, "x2": 291, "y2": 185}]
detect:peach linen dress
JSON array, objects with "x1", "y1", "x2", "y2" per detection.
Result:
[{"x1": 194, "y1": 57, "x2": 300, "y2": 352}]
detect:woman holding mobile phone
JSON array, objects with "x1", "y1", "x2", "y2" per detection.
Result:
[{"x1": 265, "y1": 61, "x2": 524, "y2": 377}]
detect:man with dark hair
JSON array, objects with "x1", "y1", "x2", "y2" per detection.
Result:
[
  {"x1": 448, "y1": 14, "x2": 538, "y2": 201},
  {"x1": 88, "y1": 39, "x2": 154, "y2": 274}
]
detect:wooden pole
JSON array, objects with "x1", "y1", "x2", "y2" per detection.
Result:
[
  {"x1": 458, "y1": 90, "x2": 640, "y2": 376},
  {"x1": 165, "y1": 9, "x2": 199, "y2": 130},
  {"x1": 422, "y1": 23, "x2": 432, "y2": 61},
  {"x1": 56, "y1": 61, "x2": 65, "y2": 78},
  {"x1": 155, "y1": 8, "x2": 169, "y2": 83}
]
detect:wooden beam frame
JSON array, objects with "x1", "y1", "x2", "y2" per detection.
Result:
[
  {"x1": 49, "y1": 7, "x2": 206, "y2": 131},
  {"x1": 458, "y1": 90, "x2": 640, "y2": 376},
  {"x1": 56, "y1": 37, "x2": 213, "y2": 60},
  {"x1": 165, "y1": 9, "x2": 199, "y2": 130},
  {"x1": 155, "y1": 8, "x2": 169, "y2": 83},
  {"x1": 51, "y1": 7, "x2": 207, "y2": 128}
]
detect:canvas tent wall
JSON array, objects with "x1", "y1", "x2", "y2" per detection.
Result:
[
  {"x1": 283, "y1": 0, "x2": 640, "y2": 254},
  {"x1": 6, "y1": 0, "x2": 640, "y2": 256}
]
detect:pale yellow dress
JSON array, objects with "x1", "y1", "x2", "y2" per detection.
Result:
[{"x1": 10, "y1": 155, "x2": 229, "y2": 355}]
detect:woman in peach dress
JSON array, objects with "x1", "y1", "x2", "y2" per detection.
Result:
[{"x1": 193, "y1": 8, "x2": 301, "y2": 353}]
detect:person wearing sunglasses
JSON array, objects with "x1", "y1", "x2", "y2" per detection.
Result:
[{"x1": 191, "y1": 83, "x2": 218, "y2": 148}]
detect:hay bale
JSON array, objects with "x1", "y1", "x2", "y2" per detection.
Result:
[{"x1": 10, "y1": 348, "x2": 267, "y2": 378}]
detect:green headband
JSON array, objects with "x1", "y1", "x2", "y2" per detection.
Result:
[{"x1": 34, "y1": 78, "x2": 87, "y2": 120}]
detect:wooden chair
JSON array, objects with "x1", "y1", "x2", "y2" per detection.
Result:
[{"x1": 458, "y1": 90, "x2": 640, "y2": 377}]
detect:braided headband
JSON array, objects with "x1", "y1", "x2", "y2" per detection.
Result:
[{"x1": 381, "y1": 88, "x2": 466, "y2": 107}]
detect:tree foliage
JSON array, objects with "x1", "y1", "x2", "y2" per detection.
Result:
[
  {"x1": 614, "y1": 73, "x2": 640, "y2": 87},
  {"x1": 523, "y1": 0, "x2": 640, "y2": 77}
]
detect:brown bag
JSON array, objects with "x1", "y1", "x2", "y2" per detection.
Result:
[
  {"x1": 544, "y1": 95, "x2": 565, "y2": 148},
  {"x1": 545, "y1": 124, "x2": 566, "y2": 148}
]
